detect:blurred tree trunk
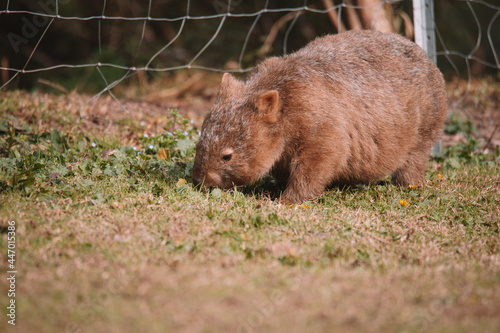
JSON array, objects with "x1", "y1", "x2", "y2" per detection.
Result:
[
  {"x1": 355, "y1": 0, "x2": 393, "y2": 33},
  {"x1": 322, "y1": 0, "x2": 393, "y2": 33},
  {"x1": 345, "y1": 0, "x2": 363, "y2": 31},
  {"x1": 321, "y1": 0, "x2": 345, "y2": 32}
]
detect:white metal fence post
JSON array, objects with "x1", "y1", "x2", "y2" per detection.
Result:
[
  {"x1": 413, "y1": 0, "x2": 442, "y2": 156},
  {"x1": 413, "y1": 0, "x2": 437, "y2": 63}
]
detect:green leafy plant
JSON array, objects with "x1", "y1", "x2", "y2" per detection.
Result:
[
  {"x1": 445, "y1": 112, "x2": 478, "y2": 135},
  {"x1": 0, "y1": 110, "x2": 198, "y2": 197}
]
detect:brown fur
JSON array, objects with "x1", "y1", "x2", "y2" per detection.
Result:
[{"x1": 192, "y1": 30, "x2": 447, "y2": 203}]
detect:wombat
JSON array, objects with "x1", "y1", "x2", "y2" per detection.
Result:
[{"x1": 192, "y1": 30, "x2": 447, "y2": 203}]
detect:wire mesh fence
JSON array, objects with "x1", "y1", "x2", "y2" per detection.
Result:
[{"x1": 0, "y1": 0, "x2": 499, "y2": 99}]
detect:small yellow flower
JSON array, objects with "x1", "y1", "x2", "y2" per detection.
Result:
[
  {"x1": 409, "y1": 185, "x2": 417, "y2": 189},
  {"x1": 291, "y1": 204, "x2": 310, "y2": 209},
  {"x1": 176, "y1": 178, "x2": 187, "y2": 187},
  {"x1": 437, "y1": 173, "x2": 443, "y2": 179},
  {"x1": 399, "y1": 199, "x2": 410, "y2": 207}
]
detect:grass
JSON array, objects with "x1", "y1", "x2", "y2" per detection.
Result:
[{"x1": 0, "y1": 90, "x2": 499, "y2": 333}]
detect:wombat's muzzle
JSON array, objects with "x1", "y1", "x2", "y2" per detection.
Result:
[
  {"x1": 192, "y1": 174, "x2": 203, "y2": 187},
  {"x1": 192, "y1": 170, "x2": 232, "y2": 189},
  {"x1": 191, "y1": 170, "x2": 214, "y2": 188}
]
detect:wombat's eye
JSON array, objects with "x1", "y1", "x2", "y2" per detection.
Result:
[{"x1": 221, "y1": 148, "x2": 234, "y2": 162}]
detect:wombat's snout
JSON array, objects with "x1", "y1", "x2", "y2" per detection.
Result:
[
  {"x1": 192, "y1": 173, "x2": 203, "y2": 187},
  {"x1": 191, "y1": 167, "x2": 204, "y2": 187},
  {"x1": 191, "y1": 169, "x2": 223, "y2": 189}
]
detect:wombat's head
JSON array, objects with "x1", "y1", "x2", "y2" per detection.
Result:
[{"x1": 192, "y1": 73, "x2": 285, "y2": 189}]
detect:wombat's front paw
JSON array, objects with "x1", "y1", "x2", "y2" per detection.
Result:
[
  {"x1": 278, "y1": 170, "x2": 330, "y2": 203},
  {"x1": 279, "y1": 187, "x2": 317, "y2": 204},
  {"x1": 278, "y1": 194, "x2": 301, "y2": 205}
]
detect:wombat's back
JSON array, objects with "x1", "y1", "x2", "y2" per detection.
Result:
[{"x1": 248, "y1": 30, "x2": 447, "y2": 185}]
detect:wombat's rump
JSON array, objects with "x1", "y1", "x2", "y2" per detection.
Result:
[{"x1": 192, "y1": 30, "x2": 447, "y2": 203}]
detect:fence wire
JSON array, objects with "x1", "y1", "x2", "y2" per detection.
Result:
[{"x1": 0, "y1": 0, "x2": 499, "y2": 109}]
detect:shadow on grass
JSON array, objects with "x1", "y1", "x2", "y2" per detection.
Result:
[{"x1": 229, "y1": 176, "x2": 395, "y2": 203}]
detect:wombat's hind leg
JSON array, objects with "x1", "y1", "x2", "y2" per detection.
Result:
[{"x1": 391, "y1": 152, "x2": 429, "y2": 187}]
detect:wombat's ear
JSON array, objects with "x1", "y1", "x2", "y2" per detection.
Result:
[
  {"x1": 221, "y1": 73, "x2": 237, "y2": 86},
  {"x1": 256, "y1": 90, "x2": 281, "y2": 123}
]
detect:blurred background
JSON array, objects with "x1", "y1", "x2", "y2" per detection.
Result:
[{"x1": 0, "y1": 0, "x2": 499, "y2": 93}]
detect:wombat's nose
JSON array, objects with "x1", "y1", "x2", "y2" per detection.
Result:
[
  {"x1": 192, "y1": 174, "x2": 202, "y2": 187},
  {"x1": 193, "y1": 178, "x2": 202, "y2": 187},
  {"x1": 192, "y1": 169, "x2": 208, "y2": 187}
]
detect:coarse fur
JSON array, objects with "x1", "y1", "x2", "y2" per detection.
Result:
[{"x1": 192, "y1": 30, "x2": 447, "y2": 203}]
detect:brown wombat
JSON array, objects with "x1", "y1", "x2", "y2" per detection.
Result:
[{"x1": 192, "y1": 30, "x2": 447, "y2": 203}]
